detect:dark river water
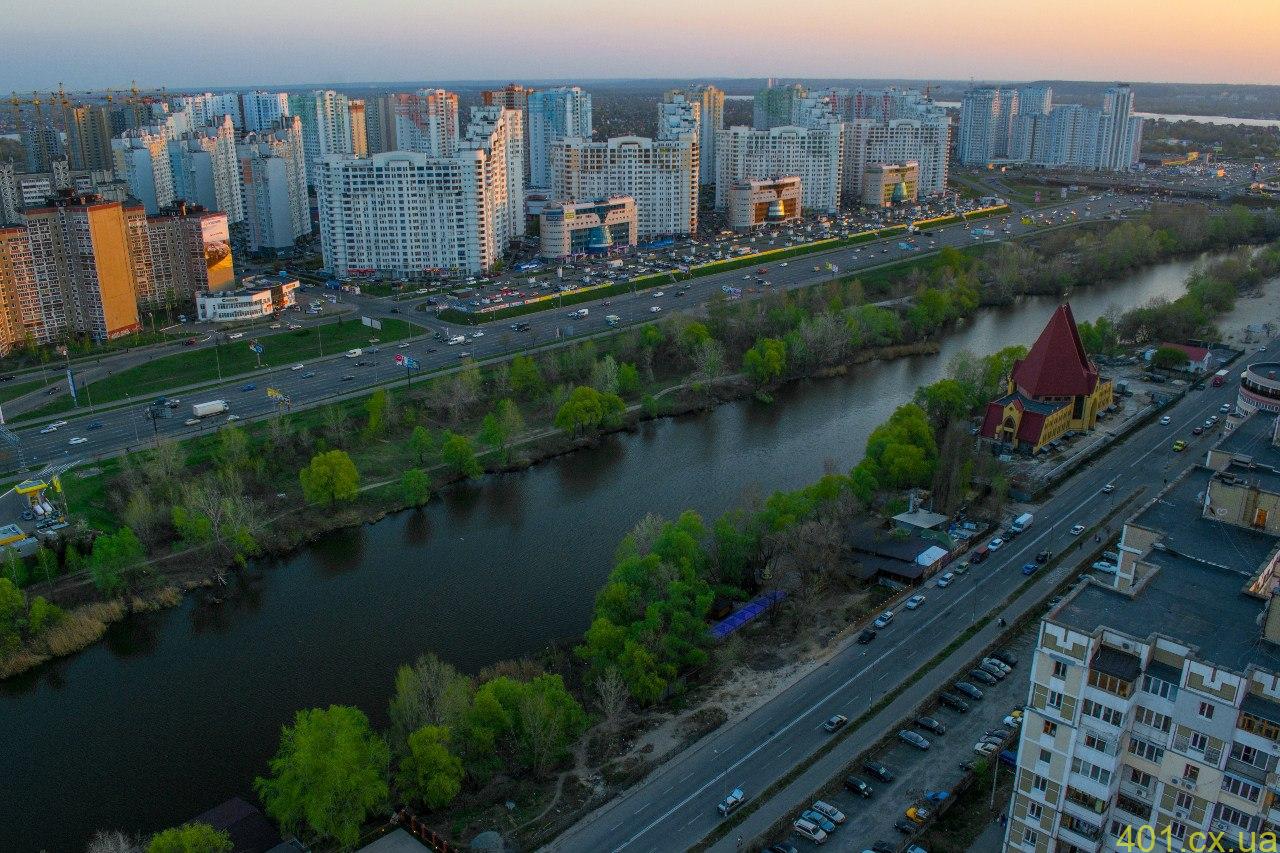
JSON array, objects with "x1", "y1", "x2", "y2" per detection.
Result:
[{"x1": 0, "y1": 255, "x2": 1210, "y2": 852}]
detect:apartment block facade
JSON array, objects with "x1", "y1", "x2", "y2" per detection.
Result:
[
  {"x1": 715, "y1": 124, "x2": 843, "y2": 214},
  {"x1": 237, "y1": 117, "x2": 311, "y2": 251},
  {"x1": 527, "y1": 86, "x2": 592, "y2": 189}
]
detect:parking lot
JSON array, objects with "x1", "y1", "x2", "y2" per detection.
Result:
[{"x1": 767, "y1": 625, "x2": 1038, "y2": 851}]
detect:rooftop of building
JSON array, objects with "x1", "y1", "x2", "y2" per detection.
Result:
[
  {"x1": 989, "y1": 389, "x2": 1064, "y2": 416},
  {"x1": 355, "y1": 829, "x2": 430, "y2": 853},
  {"x1": 1216, "y1": 412, "x2": 1279, "y2": 461},
  {"x1": 1132, "y1": 466, "x2": 1278, "y2": 569},
  {"x1": 1010, "y1": 303, "x2": 1102, "y2": 399},
  {"x1": 1245, "y1": 361, "x2": 1280, "y2": 379},
  {"x1": 1057, "y1": 547, "x2": 1280, "y2": 674}
]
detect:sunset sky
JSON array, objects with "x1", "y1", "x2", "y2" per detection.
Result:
[{"x1": 4, "y1": 0, "x2": 1278, "y2": 90}]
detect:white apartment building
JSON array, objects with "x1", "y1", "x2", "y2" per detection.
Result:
[
  {"x1": 237, "y1": 117, "x2": 310, "y2": 251},
  {"x1": 987, "y1": 83, "x2": 1141, "y2": 171},
  {"x1": 825, "y1": 86, "x2": 946, "y2": 123},
  {"x1": 242, "y1": 92, "x2": 290, "y2": 133},
  {"x1": 391, "y1": 89, "x2": 460, "y2": 156},
  {"x1": 1097, "y1": 85, "x2": 1144, "y2": 172},
  {"x1": 753, "y1": 82, "x2": 808, "y2": 130},
  {"x1": 168, "y1": 116, "x2": 244, "y2": 223},
  {"x1": 316, "y1": 107, "x2": 523, "y2": 277},
  {"x1": 1003, "y1": 423, "x2": 1280, "y2": 853},
  {"x1": 715, "y1": 124, "x2": 843, "y2": 214},
  {"x1": 684, "y1": 85, "x2": 724, "y2": 185},
  {"x1": 658, "y1": 92, "x2": 700, "y2": 142},
  {"x1": 113, "y1": 127, "x2": 176, "y2": 213},
  {"x1": 843, "y1": 117, "x2": 950, "y2": 201},
  {"x1": 527, "y1": 86, "x2": 593, "y2": 190},
  {"x1": 550, "y1": 135, "x2": 698, "y2": 240},
  {"x1": 958, "y1": 88, "x2": 1006, "y2": 165},
  {"x1": 172, "y1": 92, "x2": 243, "y2": 129},
  {"x1": 289, "y1": 90, "x2": 355, "y2": 184}
]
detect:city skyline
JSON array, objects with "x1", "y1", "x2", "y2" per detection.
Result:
[{"x1": 4, "y1": 0, "x2": 1279, "y2": 91}]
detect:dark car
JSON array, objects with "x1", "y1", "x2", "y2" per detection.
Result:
[
  {"x1": 969, "y1": 669, "x2": 998, "y2": 686},
  {"x1": 0, "y1": 374, "x2": 12, "y2": 382},
  {"x1": 871, "y1": 843, "x2": 894, "y2": 853},
  {"x1": 1036, "y1": 550, "x2": 1051, "y2": 563},
  {"x1": 1021, "y1": 562, "x2": 1038, "y2": 576},
  {"x1": 857, "y1": 628, "x2": 877, "y2": 644},
  {"x1": 844, "y1": 776, "x2": 873, "y2": 798},
  {"x1": 389, "y1": 307, "x2": 400, "y2": 313},
  {"x1": 991, "y1": 649, "x2": 1019, "y2": 667},
  {"x1": 767, "y1": 845, "x2": 799, "y2": 853},
  {"x1": 893, "y1": 819, "x2": 916, "y2": 834},
  {"x1": 939, "y1": 692, "x2": 970, "y2": 712},
  {"x1": 86, "y1": 420, "x2": 104, "y2": 431},
  {"x1": 954, "y1": 681, "x2": 984, "y2": 700},
  {"x1": 863, "y1": 761, "x2": 894, "y2": 782},
  {"x1": 240, "y1": 383, "x2": 256, "y2": 392},
  {"x1": 916, "y1": 716, "x2": 946, "y2": 735},
  {"x1": 355, "y1": 360, "x2": 371, "y2": 366}
]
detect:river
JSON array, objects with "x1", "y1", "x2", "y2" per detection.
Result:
[{"x1": 0, "y1": 253, "x2": 1217, "y2": 852}]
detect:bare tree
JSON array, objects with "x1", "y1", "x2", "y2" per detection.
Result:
[
  {"x1": 520, "y1": 690, "x2": 567, "y2": 778},
  {"x1": 388, "y1": 652, "x2": 473, "y2": 751},
  {"x1": 594, "y1": 667, "x2": 629, "y2": 745},
  {"x1": 322, "y1": 404, "x2": 350, "y2": 446},
  {"x1": 183, "y1": 480, "x2": 228, "y2": 548},
  {"x1": 266, "y1": 412, "x2": 291, "y2": 452},
  {"x1": 691, "y1": 340, "x2": 726, "y2": 384},
  {"x1": 121, "y1": 489, "x2": 160, "y2": 547},
  {"x1": 85, "y1": 831, "x2": 142, "y2": 853}
]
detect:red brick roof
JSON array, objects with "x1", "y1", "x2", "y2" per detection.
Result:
[
  {"x1": 1159, "y1": 342, "x2": 1210, "y2": 363},
  {"x1": 1010, "y1": 303, "x2": 1099, "y2": 398}
]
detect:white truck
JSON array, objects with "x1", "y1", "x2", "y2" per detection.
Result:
[
  {"x1": 605, "y1": 314, "x2": 621, "y2": 327},
  {"x1": 192, "y1": 400, "x2": 229, "y2": 418},
  {"x1": 1010, "y1": 512, "x2": 1034, "y2": 534}
]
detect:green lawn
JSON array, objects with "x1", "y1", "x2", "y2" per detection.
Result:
[{"x1": 16, "y1": 317, "x2": 422, "y2": 421}]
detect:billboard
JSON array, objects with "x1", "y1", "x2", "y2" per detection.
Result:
[{"x1": 201, "y1": 217, "x2": 235, "y2": 292}]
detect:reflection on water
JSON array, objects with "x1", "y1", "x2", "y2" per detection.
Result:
[{"x1": 0, "y1": 253, "x2": 1213, "y2": 852}]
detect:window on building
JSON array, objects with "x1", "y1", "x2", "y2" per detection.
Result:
[
  {"x1": 1189, "y1": 731, "x2": 1209, "y2": 754},
  {"x1": 1127, "y1": 735, "x2": 1165, "y2": 763},
  {"x1": 1198, "y1": 701, "x2": 1215, "y2": 720},
  {"x1": 1184, "y1": 764, "x2": 1200, "y2": 783},
  {"x1": 1033, "y1": 774, "x2": 1048, "y2": 793},
  {"x1": 1133, "y1": 705, "x2": 1172, "y2": 733},
  {"x1": 1027, "y1": 800, "x2": 1042, "y2": 820},
  {"x1": 1048, "y1": 690, "x2": 1064, "y2": 710},
  {"x1": 1082, "y1": 698, "x2": 1124, "y2": 727},
  {"x1": 1039, "y1": 748, "x2": 1051, "y2": 764},
  {"x1": 1083, "y1": 731, "x2": 1114, "y2": 755},
  {"x1": 1222, "y1": 774, "x2": 1262, "y2": 803},
  {"x1": 1053, "y1": 660, "x2": 1068, "y2": 678},
  {"x1": 1175, "y1": 790, "x2": 1194, "y2": 811},
  {"x1": 1024, "y1": 828, "x2": 1038, "y2": 847},
  {"x1": 1088, "y1": 668, "x2": 1133, "y2": 697},
  {"x1": 1071, "y1": 756, "x2": 1112, "y2": 785},
  {"x1": 1238, "y1": 712, "x2": 1280, "y2": 740},
  {"x1": 1043, "y1": 720, "x2": 1058, "y2": 736}
]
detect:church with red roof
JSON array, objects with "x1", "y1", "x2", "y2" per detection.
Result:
[{"x1": 979, "y1": 303, "x2": 1115, "y2": 453}]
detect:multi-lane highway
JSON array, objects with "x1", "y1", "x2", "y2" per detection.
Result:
[
  {"x1": 547, "y1": 351, "x2": 1248, "y2": 853},
  {"x1": 4, "y1": 195, "x2": 1144, "y2": 472}
]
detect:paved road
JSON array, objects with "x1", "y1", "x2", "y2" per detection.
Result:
[
  {"x1": 3, "y1": 196, "x2": 1144, "y2": 474},
  {"x1": 546, "y1": 354, "x2": 1246, "y2": 852}
]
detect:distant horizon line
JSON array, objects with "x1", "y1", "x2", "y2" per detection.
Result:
[{"x1": 15, "y1": 75, "x2": 1280, "y2": 95}]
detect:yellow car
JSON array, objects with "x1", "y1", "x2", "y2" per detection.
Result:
[
  {"x1": 1172, "y1": 440, "x2": 1188, "y2": 452},
  {"x1": 906, "y1": 805, "x2": 933, "y2": 824}
]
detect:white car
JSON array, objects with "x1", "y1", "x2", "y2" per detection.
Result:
[
  {"x1": 184, "y1": 418, "x2": 201, "y2": 426},
  {"x1": 905, "y1": 594, "x2": 925, "y2": 610},
  {"x1": 873, "y1": 610, "x2": 894, "y2": 629},
  {"x1": 50, "y1": 420, "x2": 68, "y2": 428},
  {"x1": 988, "y1": 537, "x2": 1004, "y2": 551},
  {"x1": 228, "y1": 332, "x2": 244, "y2": 339},
  {"x1": 974, "y1": 741, "x2": 999, "y2": 757},
  {"x1": 68, "y1": 436, "x2": 87, "y2": 445},
  {"x1": 811, "y1": 800, "x2": 845, "y2": 824},
  {"x1": 792, "y1": 818, "x2": 828, "y2": 844},
  {"x1": 226, "y1": 414, "x2": 241, "y2": 422},
  {"x1": 1070, "y1": 524, "x2": 1086, "y2": 535},
  {"x1": 1159, "y1": 415, "x2": 1172, "y2": 425},
  {"x1": 291, "y1": 363, "x2": 305, "y2": 370},
  {"x1": 937, "y1": 572, "x2": 956, "y2": 587},
  {"x1": 650, "y1": 306, "x2": 662, "y2": 313},
  {"x1": 39, "y1": 425, "x2": 58, "y2": 434},
  {"x1": 472, "y1": 331, "x2": 484, "y2": 338},
  {"x1": 653, "y1": 291, "x2": 665, "y2": 297}
]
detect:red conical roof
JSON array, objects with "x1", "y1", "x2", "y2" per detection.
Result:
[{"x1": 1010, "y1": 303, "x2": 1099, "y2": 398}]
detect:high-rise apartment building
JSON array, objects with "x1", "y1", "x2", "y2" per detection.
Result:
[
  {"x1": 958, "y1": 88, "x2": 1004, "y2": 165},
  {"x1": 527, "y1": 86, "x2": 592, "y2": 189},
  {"x1": 348, "y1": 99, "x2": 368, "y2": 157},
  {"x1": 113, "y1": 127, "x2": 176, "y2": 213},
  {"x1": 1003, "y1": 410, "x2": 1280, "y2": 853},
  {"x1": 241, "y1": 92, "x2": 290, "y2": 133},
  {"x1": 237, "y1": 117, "x2": 311, "y2": 251},
  {"x1": 146, "y1": 201, "x2": 236, "y2": 303},
  {"x1": 482, "y1": 84, "x2": 533, "y2": 180},
  {"x1": 21, "y1": 123, "x2": 63, "y2": 174},
  {"x1": 168, "y1": 116, "x2": 244, "y2": 223},
  {"x1": 1097, "y1": 84, "x2": 1143, "y2": 172},
  {"x1": 657, "y1": 93, "x2": 700, "y2": 143},
  {"x1": 753, "y1": 82, "x2": 808, "y2": 130},
  {"x1": 0, "y1": 159, "x2": 127, "y2": 225},
  {"x1": 843, "y1": 117, "x2": 950, "y2": 201},
  {"x1": 288, "y1": 90, "x2": 355, "y2": 184},
  {"x1": 550, "y1": 135, "x2": 698, "y2": 240},
  {"x1": 63, "y1": 103, "x2": 115, "y2": 172},
  {"x1": 317, "y1": 107, "x2": 524, "y2": 277},
  {"x1": 715, "y1": 124, "x2": 843, "y2": 214},
  {"x1": 172, "y1": 92, "x2": 243, "y2": 129},
  {"x1": 364, "y1": 95, "x2": 397, "y2": 154},
  {"x1": 0, "y1": 227, "x2": 34, "y2": 354},
  {"x1": 391, "y1": 89, "x2": 460, "y2": 156},
  {"x1": 663, "y1": 85, "x2": 723, "y2": 184}
]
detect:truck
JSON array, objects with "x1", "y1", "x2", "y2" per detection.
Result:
[
  {"x1": 605, "y1": 314, "x2": 621, "y2": 327},
  {"x1": 1212, "y1": 369, "x2": 1230, "y2": 387},
  {"x1": 1010, "y1": 512, "x2": 1034, "y2": 534},
  {"x1": 192, "y1": 400, "x2": 229, "y2": 419},
  {"x1": 345, "y1": 348, "x2": 363, "y2": 358}
]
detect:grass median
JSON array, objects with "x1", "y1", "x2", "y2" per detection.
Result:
[{"x1": 15, "y1": 318, "x2": 423, "y2": 422}]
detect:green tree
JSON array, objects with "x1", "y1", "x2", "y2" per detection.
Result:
[
  {"x1": 364, "y1": 389, "x2": 388, "y2": 436},
  {"x1": 440, "y1": 431, "x2": 482, "y2": 479},
  {"x1": 742, "y1": 338, "x2": 787, "y2": 386},
  {"x1": 509, "y1": 355, "x2": 544, "y2": 399},
  {"x1": 1152, "y1": 346, "x2": 1190, "y2": 371},
  {"x1": 477, "y1": 412, "x2": 508, "y2": 456},
  {"x1": 915, "y1": 378, "x2": 974, "y2": 428},
  {"x1": 617, "y1": 362, "x2": 641, "y2": 397},
  {"x1": 171, "y1": 505, "x2": 213, "y2": 547},
  {"x1": 408, "y1": 425, "x2": 435, "y2": 464},
  {"x1": 396, "y1": 725, "x2": 464, "y2": 809},
  {"x1": 147, "y1": 823, "x2": 233, "y2": 853},
  {"x1": 34, "y1": 546, "x2": 59, "y2": 584},
  {"x1": 4, "y1": 549, "x2": 28, "y2": 588},
  {"x1": 681, "y1": 321, "x2": 712, "y2": 351},
  {"x1": 401, "y1": 469, "x2": 431, "y2": 506},
  {"x1": 0, "y1": 578, "x2": 24, "y2": 650},
  {"x1": 554, "y1": 386, "x2": 625, "y2": 435},
  {"x1": 26, "y1": 596, "x2": 63, "y2": 636},
  {"x1": 89, "y1": 527, "x2": 145, "y2": 595},
  {"x1": 299, "y1": 450, "x2": 360, "y2": 506},
  {"x1": 255, "y1": 705, "x2": 390, "y2": 849}
]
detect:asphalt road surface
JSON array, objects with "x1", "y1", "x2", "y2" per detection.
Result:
[
  {"x1": 5, "y1": 196, "x2": 1144, "y2": 474},
  {"x1": 546, "y1": 364, "x2": 1246, "y2": 852}
]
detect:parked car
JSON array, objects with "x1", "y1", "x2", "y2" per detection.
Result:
[
  {"x1": 844, "y1": 776, "x2": 873, "y2": 798},
  {"x1": 792, "y1": 818, "x2": 828, "y2": 844},
  {"x1": 801, "y1": 810, "x2": 837, "y2": 834},
  {"x1": 893, "y1": 818, "x2": 916, "y2": 834},
  {"x1": 978, "y1": 735, "x2": 1005, "y2": 747},
  {"x1": 991, "y1": 650, "x2": 1018, "y2": 667},
  {"x1": 905, "y1": 594, "x2": 925, "y2": 610},
  {"x1": 954, "y1": 681, "x2": 984, "y2": 700},
  {"x1": 873, "y1": 610, "x2": 894, "y2": 628},
  {"x1": 979, "y1": 661, "x2": 1007, "y2": 680},
  {"x1": 974, "y1": 741, "x2": 999, "y2": 757},
  {"x1": 1192, "y1": 426, "x2": 1204, "y2": 435},
  {"x1": 857, "y1": 628, "x2": 877, "y2": 644},
  {"x1": 915, "y1": 716, "x2": 946, "y2": 735},
  {"x1": 952, "y1": 560, "x2": 970, "y2": 575},
  {"x1": 1021, "y1": 562, "x2": 1038, "y2": 576},
  {"x1": 936, "y1": 572, "x2": 955, "y2": 587},
  {"x1": 983, "y1": 657, "x2": 1012, "y2": 675},
  {"x1": 767, "y1": 845, "x2": 800, "y2": 853},
  {"x1": 823, "y1": 714, "x2": 848, "y2": 733},
  {"x1": 863, "y1": 760, "x2": 894, "y2": 782},
  {"x1": 899, "y1": 730, "x2": 931, "y2": 750},
  {"x1": 905, "y1": 805, "x2": 932, "y2": 824},
  {"x1": 811, "y1": 800, "x2": 846, "y2": 825},
  {"x1": 939, "y1": 692, "x2": 970, "y2": 712},
  {"x1": 1004, "y1": 714, "x2": 1023, "y2": 728},
  {"x1": 1036, "y1": 549, "x2": 1051, "y2": 563},
  {"x1": 986, "y1": 727, "x2": 1012, "y2": 740},
  {"x1": 969, "y1": 669, "x2": 998, "y2": 685},
  {"x1": 988, "y1": 537, "x2": 1005, "y2": 550}
]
